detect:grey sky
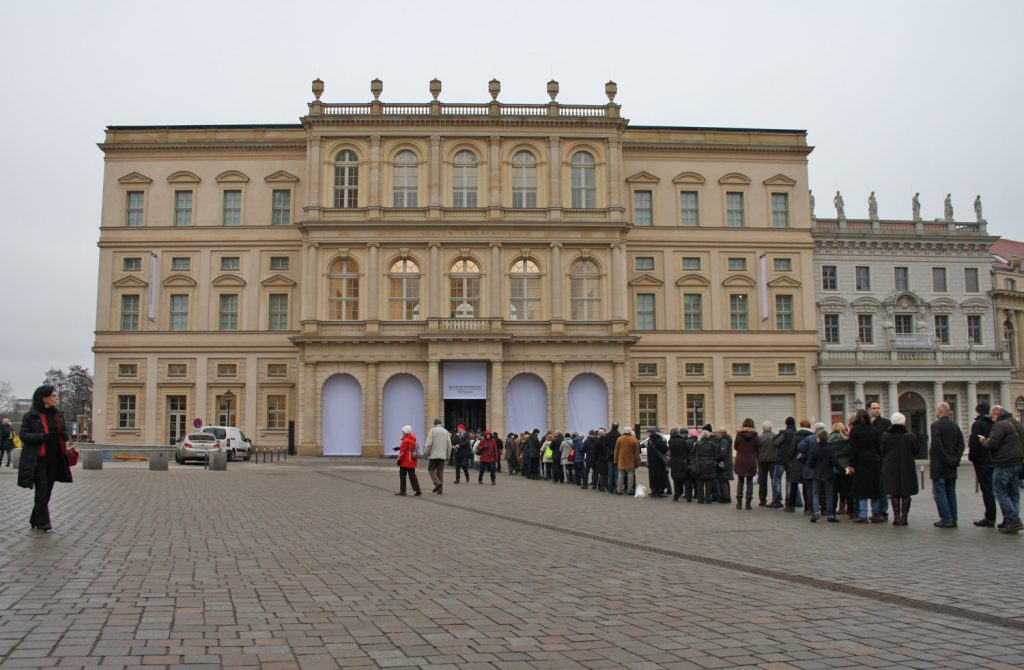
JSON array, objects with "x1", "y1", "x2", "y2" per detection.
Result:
[{"x1": 0, "y1": 0, "x2": 1021, "y2": 397}]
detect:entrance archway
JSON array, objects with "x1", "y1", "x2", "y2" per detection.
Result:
[
  {"x1": 506, "y1": 373, "x2": 547, "y2": 434},
  {"x1": 898, "y1": 391, "x2": 928, "y2": 457},
  {"x1": 322, "y1": 374, "x2": 362, "y2": 456},
  {"x1": 567, "y1": 373, "x2": 608, "y2": 434},
  {"x1": 382, "y1": 374, "x2": 425, "y2": 456}
]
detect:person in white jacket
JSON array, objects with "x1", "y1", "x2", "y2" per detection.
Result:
[{"x1": 423, "y1": 417, "x2": 453, "y2": 495}]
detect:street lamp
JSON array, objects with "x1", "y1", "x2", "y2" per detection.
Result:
[
  {"x1": 1016, "y1": 397, "x2": 1024, "y2": 422},
  {"x1": 852, "y1": 398, "x2": 864, "y2": 411},
  {"x1": 224, "y1": 389, "x2": 234, "y2": 427}
]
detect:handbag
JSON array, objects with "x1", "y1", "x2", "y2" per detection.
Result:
[{"x1": 67, "y1": 447, "x2": 79, "y2": 467}]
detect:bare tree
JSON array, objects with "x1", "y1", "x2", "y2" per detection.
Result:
[
  {"x1": 0, "y1": 379, "x2": 15, "y2": 420},
  {"x1": 42, "y1": 366, "x2": 93, "y2": 422}
]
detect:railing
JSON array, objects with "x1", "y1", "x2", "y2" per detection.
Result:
[
  {"x1": 813, "y1": 218, "x2": 988, "y2": 236},
  {"x1": 440, "y1": 319, "x2": 490, "y2": 331},
  {"x1": 315, "y1": 101, "x2": 617, "y2": 119},
  {"x1": 820, "y1": 348, "x2": 1006, "y2": 364}
]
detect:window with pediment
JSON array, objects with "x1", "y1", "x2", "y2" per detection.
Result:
[
  {"x1": 449, "y1": 258, "x2": 480, "y2": 318},
  {"x1": 509, "y1": 258, "x2": 540, "y2": 320},
  {"x1": 328, "y1": 258, "x2": 359, "y2": 321},
  {"x1": 388, "y1": 258, "x2": 420, "y2": 320},
  {"x1": 570, "y1": 259, "x2": 601, "y2": 320}
]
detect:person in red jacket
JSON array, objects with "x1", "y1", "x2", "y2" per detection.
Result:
[
  {"x1": 476, "y1": 430, "x2": 499, "y2": 485},
  {"x1": 393, "y1": 425, "x2": 422, "y2": 496}
]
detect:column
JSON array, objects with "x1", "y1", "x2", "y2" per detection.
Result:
[
  {"x1": 854, "y1": 381, "x2": 865, "y2": 407},
  {"x1": 307, "y1": 136, "x2": 322, "y2": 213},
  {"x1": 548, "y1": 136, "x2": 561, "y2": 211},
  {"x1": 607, "y1": 136, "x2": 621, "y2": 209},
  {"x1": 613, "y1": 361, "x2": 628, "y2": 426},
  {"x1": 611, "y1": 243, "x2": 627, "y2": 321},
  {"x1": 427, "y1": 360, "x2": 441, "y2": 425},
  {"x1": 145, "y1": 357, "x2": 159, "y2": 445},
  {"x1": 366, "y1": 243, "x2": 380, "y2": 322},
  {"x1": 819, "y1": 382, "x2": 830, "y2": 425},
  {"x1": 364, "y1": 362, "x2": 380, "y2": 456},
  {"x1": 429, "y1": 135, "x2": 442, "y2": 208},
  {"x1": 301, "y1": 360, "x2": 316, "y2": 454},
  {"x1": 489, "y1": 242, "x2": 502, "y2": 319},
  {"x1": 665, "y1": 356, "x2": 679, "y2": 430},
  {"x1": 550, "y1": 243, "x2": 563, "y2": 322},
  {"x1": 888, "y1": 381, "x2": 899, "y2": 417},
  {"x1": 490, "y1": 360, "x2": 504, "y2": 435},
  {"x1": 551, "y1": 362, "x2": 564, "y2": 430},
  {"x1": 933, "y1": 381, "x2": 944, "y2": 412},
  {"x1": 369, "y1": 135, "x2": 381, "y2": 209},
  {"x1": 302, "y1": 242, "x2": 318, "y2": 330},
  {"x1": 489, "y1": 135, "x2": 501, "y2": 208},
  {"x1": 429, "y1": 242, "x2": 442, "y2": 319},
  {"x1": 1001, "y1": 381, "x2": 1011, "y2": 408}
]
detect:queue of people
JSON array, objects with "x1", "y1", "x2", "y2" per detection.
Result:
[{"x1": 395, "y1": 402, "x2": 1024, "y2": 535}]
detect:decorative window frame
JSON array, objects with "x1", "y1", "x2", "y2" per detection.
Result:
[
  {"x1": 763, "y1": 173, "x2": 797, "y2": 229},
  {"x1": 718, "y1": 172, "x2": 751, "y2": 228},
  {"x1": 118, "y1": 172, "x2": 152, "y2": 227},
  {"x1": 673, "y1": 172, "x2": 706, "y2": 227}
]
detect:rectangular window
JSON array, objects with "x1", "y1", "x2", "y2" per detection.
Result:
[
  {"x1": 117, "y1": 395, "x2": 136, "y2": 429},
  {"x1": 831, "y1": 394, "x2": 846, "y2": 415},
  {"x1": 686, "y1": 394, "x2": 705, "y2": 427},
  {"x1": 121, "y1": 294, "x2": 140, "y2": 331},
  {"x1": 638, "y1": 394, "x2": 658, "y2": 431},
  {"x1": 635, "y1": 294, "x2": 656, "y2": 330},
  {"x1": 773, "y1": 258, "x2": 792, "y2": 272},
  {"x1": 125, "y1": 191, "x2": 144, "y2": 227},
  {"x1": 775, "y1": 294, "x2": 794, "y2": 330},
  {"x1": 729, "y1": 294, "x2": 748, "y2": 330},
  {"x1": 821, "y1": 265, "x2": 838, "y2": 291},
  {"x1": 268, "y1": 294, "x2": 288, "y2": 331},
  {"x1": 857, "y1": 314, "x2": 874, "y2": 344},
  {"x1": 934, "y1": 314, "x2": 950, "y2": 345},
  {"x1": 681, "y1": 256, "x2": 701, "y2": 271},
  {"x1": 823, "y1": 313, "x2": 840, "y2": 344},
  {"x1": 679, "y1": 191, "x2": 699, "y2": 227},
  {"x1": 894, "y1": 266, "x2": 909, "y2": 291},
  {"x1": 728, "y1": 257, "x2": 747, "y2": 272},
  {"x1": 932, "y1": 267, "x2": 947, "y2": 292},
  {"x1": 167, "y1": 363, "x2": 187, "y2": 378},
  {"x1": 222, "y1": 190, "x2": 241, "y2": 226},
  {"x1": 732, "y1": 362, "x2": 751, "y2": 376},
  {"x1": 944, "y1": 394, "x2": 958, "y2": 422},
  {"x1": 271, "y1": 189, "x2": 291, "y2": 226},
  {"x1": 267, "y1": 363, "x2": 287, "y2": 377},
  {"x1": 964, "y1": 267, "x2": 980, "y2": 293},
  {"x1": 173, "y1": 190, "x2": 193, "y2": 226},
  {"x1": 685, "y1": 363, "x2": 705, "y2": 376},
  {"x1": 169, "y1": 294, "x2": 189, "y2": 331},
  {"x1": 778, "y1": 362, "x2": 796, "y2": 375},
  {"x1": 118, "y1": 363, "x2": 137, "y2": 377},
  {"x1": 967, "y1": 314, "x2": 982, "y2": 344},
  {"x1": 220, "y1": 256, "x2": 240, "y2": 271},
  {"x1": 216, "y1": 394, "x2": 236, "y2": 427},
  {"x1": 771, "y1": 193, "x2": 789, "y2": 228},
  {"x1": 855, "y1": 266, "x2": 871, "y2": 291},
  {"x1": 894, "y1": 314, "x2": 914, "y2": 334},
  {"x1": 219, "y1": 294, "x2": 238, "y2": 331},
  {"x1": 683, "y1": 294, "x2": 703, "y2": 330},
  {"x1": 633, "y1": 190, "x2": 652, "y2": 226},
  {"x1": 267, "y1": 395, "x2": 287, "y2": 430},
  {"x1": 123, "y1": 257, "x2": 142, "y2": 272},
  {"x1": 726, "y1": 192, "x2": 745, "y2": 227},
  {"x1": 270, "y1": 256, "x2": 289, "y2": 270},
  {"x1": 638, "y1": 363, "x2": 658, "y2": 377},
  {"x1": 634, "y1": 256, "x2": 655, "y2": 271},
  {"x1": 171, "y1": 257, "x2": 190, "y2": 271},
  {"x1": 1006, "y1": 278, "x2": 1017, "y2": 291},
  {"x1": 217, "y1": 363, "x2": 237, "y2": 377}
]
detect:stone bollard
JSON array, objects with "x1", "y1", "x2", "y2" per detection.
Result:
[
  {"x1": 12, "y1": 449, "x2": 21, "y2": 469},
  {"x1": 209, "y1": 450, "x2": 228, "y2": 471},
  {"x1": 150, "y1": 452, "x2": 168, "y2": 471},
  {"x1": 82, "y1": 450, "x2": 103, "y2": 470}
]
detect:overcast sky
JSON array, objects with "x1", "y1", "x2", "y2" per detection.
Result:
[{"x1": 0, "y1": 0, "x2": 1021, "y2": 398}]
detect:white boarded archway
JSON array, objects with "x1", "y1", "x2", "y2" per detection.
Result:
[
  {"x1": 568, "y1": 373, "x2": 608, "y2": 434},
  {"x1": 382, "y1": 374, "x2": 425, "y2": 454},
  {"x1": 506, "y1": 373, "x2": 547, "y2": 434},
  {"x1": 322, "y1": 374, "x2": 362, "y2": 456}
]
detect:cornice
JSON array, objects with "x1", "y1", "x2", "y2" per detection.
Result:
[
  {"x1": 98, "y1": 142, "x2": 307, "y2": 153},
  {"x1": 621, "y1": 142, "x2": 812, "y2": 155}
]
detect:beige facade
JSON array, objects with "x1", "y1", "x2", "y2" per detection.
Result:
[
  {"x1": 92, "y1": 79, "x2": 819, "y2": 455},
  {"x1": 990, "y1": 238, "x2": 1024, "y2": 420}
]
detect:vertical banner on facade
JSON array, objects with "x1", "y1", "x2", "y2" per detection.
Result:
[
  {"x1": 443, "y1": 362, "x2": 487, "y2": 399},
  {"x1": 148, "y1": 252, "x2": 158, "y2": 321},
  {"x1": 759, "y1": 253, "x2": 768, "y2": 321}
]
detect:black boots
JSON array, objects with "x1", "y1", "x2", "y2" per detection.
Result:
[{"x1": 745, "y1": 498, "x2": 752, "y2": 510}]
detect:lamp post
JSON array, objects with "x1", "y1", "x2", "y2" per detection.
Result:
[
  {"x1": 224, "y1": 389, "x2": 234, "y2": 427},
  {"x1": 1016, "y1": 397, "x2": 1024, "y2": 422},
  {"x1": 853, "y1": 398, "x2": 864, "y2": 412}
]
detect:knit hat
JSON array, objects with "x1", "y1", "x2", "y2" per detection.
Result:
[
  {"x1": 975, "y1": 401, "x2": 990, "y2": 415},
  {"x1": 402, "y1": 425, "x2": 413, "y2": 434},
  {"x1": 688, "y1": 428, "x2": 699, "y2": 437},
  {"x1": 457, "y1": 423, "x2": 465, "y2": 430},
  {"x1": 785, "y1": 417, "x2": 796, "y2": 427},
  {"x1": 891, "y1": 413, "x2": 906, "y2": 426},
  {"x1": 702, "y1": 423, "x2": 713, "y2": 432}
]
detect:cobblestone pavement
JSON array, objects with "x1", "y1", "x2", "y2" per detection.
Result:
[{"x1": 0, "y1": 458, "x2": 1021, "y2": 669}]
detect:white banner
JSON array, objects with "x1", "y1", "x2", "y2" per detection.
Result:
[
  {"x1": 759, "y1": 253, "x2": 768, "y2": 321},
  {"x1": 148, "y1": 252, "x2": 158, "y2": 321},
  {"x1": 444, "y1": 362, "x2": 487, "y2": 399}
]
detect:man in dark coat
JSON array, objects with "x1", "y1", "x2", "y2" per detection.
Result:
[
  {"x1": 668, "y1": 428, "x2": 691, "y2": 501},
  {"x1": 785, "y1": 420, "x2": 813, "y2": 512},
  {"x1": 452, "y1": 425, "x2": 472, "y2": 484},
  {"x1": 604, "y1": 423, "x2": 620, "y2": 494},
  {"x1": 756, "y1": 421, "x2": 778, "y2": 507},
  {"x1": 929, "y1": 402, "x2": 965, "y2": 528},
  {"x1": 592, "y1": 428, "x2": 608, "y2": 490},
  {"x1": 869, "y1": 401, "x2": 893, "y2": 519},
  {"x1": 979, "y1": 405, "x2": 1024, "y2": 533},
  {"x1": 968, "y1": 401, "x2": 996, "y2": 527},
  {"x1": 581, "y1": 429, "x2": 599, "y2": 489},
  {"x1": 525, "y1": 429, "x2": 542, "y2": 479},
  {"x1": 773, "y1": 417, "x2": 798, "y2": 509},
  {"x1": 646, "y1": 428, "x2": 670, "y2": 496}
]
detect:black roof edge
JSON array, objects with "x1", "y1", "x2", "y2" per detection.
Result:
[
  {"x1": 628, "y1": 124, "x2": 806, "y2": 134},
  {"x1": 105, "y1": 124, "x2": 303, "y2": 131}
]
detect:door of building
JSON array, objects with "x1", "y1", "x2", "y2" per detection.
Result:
[
  {"x1": 734, "y1": 394, "x2": 796, "y2": 433},
  {"x1": 445, "y1": 399, "x2": 486, "y2": 434},
  {"x1": 167, "y1": 395, "x2": 187, "y2": 445},
  {"x1": 898, "y1": 391, "x2": 928, "y2": 457}
]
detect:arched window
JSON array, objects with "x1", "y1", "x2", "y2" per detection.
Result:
[
  {"x1": 570, "y1": 259, "x2": 601, "y2": 321},
  {"x1": 449, "y1": 258, "x2": 480, "y2": 318},
  {"x1": 511, "y1": 151, "x2": 537, "y2": 209},
  {"x1": 509, "y1": 258, "x2": 540, "y2": 320},
  {"x1": 393, "y1": 150, "x2": 419, "y2": 208},
  {"x1": 452, "y1": 150, "x2": 478, "y2": 208},
  {"x1": 388, "y1": 258, "x2": 420, "y2": 320},
  {"x1": 328, "y1": 258, "x2": 359, "y2": 320},
  {"x1": 333, "y1": 150, "x2": 359, "y2": 208},
  {"x1": 570, "y1": 151, "x2": 596, "y2": 208}
]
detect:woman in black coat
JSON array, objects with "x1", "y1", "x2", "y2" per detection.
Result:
[
  {"x1": 646, "y1": 430, "x2": 670, "y2": 497},
  {"x1": 694, "y1": 432, "x2": 719, "y2": 504},
  {"x1": 668, "y1": 429, "x2": 690, "y2": 501},
  {"x1": 18, "y1": 385, "x2": 74, "y2": 532},
  {"x1": 847, "y1": 409, "x2": 882, "y2": 523},
  {"x1": 880, "y1": 412, "x2": 920, "y2": 527}
]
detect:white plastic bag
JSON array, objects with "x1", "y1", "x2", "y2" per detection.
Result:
[{"x1": 634, "y1": 484, "x2": 648, "y2": 498}]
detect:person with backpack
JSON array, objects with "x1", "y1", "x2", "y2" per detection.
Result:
[
  {"x1": 475, "y1": 430, "x2": 499, "y2": 485},
  {"x1": 393, "y1": 425, "x2": 422, "y2": 496}
]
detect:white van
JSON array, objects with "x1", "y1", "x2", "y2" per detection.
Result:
[{"x1": 201, "y1": 426, "x2": 253, "y2": 461}]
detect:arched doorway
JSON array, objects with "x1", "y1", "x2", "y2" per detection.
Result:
[
  {"x1": 567, "y1": 373, "x2": 608, "y2": 434},
  {"x1": 506, "y1": 373, "x2": 547, "y2": 434},
  {"x1": 322, "y1": 374, "x2": 362, "y2": 456},
  {"x1": 382, "y1": 374, "x2": 425, "y2": 457},
  {"x1": 898, "y1": 391, "x2": 928, "y2": 457}
]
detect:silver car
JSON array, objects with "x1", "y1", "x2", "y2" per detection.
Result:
[{"x1": 175, "y1": 433, "x2": 223, "y2": 464}]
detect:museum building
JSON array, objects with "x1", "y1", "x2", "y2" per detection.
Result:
[{"x1": 91, "y1": 78, "x2": 820, "y2": 455}]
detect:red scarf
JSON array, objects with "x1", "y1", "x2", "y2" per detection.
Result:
[{"x1": 38, "y1": 413, "x2": 67, "y2": 458}]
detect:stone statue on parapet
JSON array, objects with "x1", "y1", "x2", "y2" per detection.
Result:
[
  {"x1": 974, "y1": 195, "x2": 984, "y2": 222},
  {"x1": 809, "y1": 190, "x2": 815, "y2": 218},
  {"x1": 834, "y1": 191, "x2": 845, "y2": 220},
  {"x1": 868, "y1": 192, "x2": 878, "y2": 220},
  {"x1": 944, "y1": 193, "x2": 954, "y2": 221},
  {"x1": 912, "y1": 192, "x2": 921, "y2": 221}
]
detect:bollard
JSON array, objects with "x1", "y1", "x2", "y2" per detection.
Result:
[
  {"x1": 12, "y1": 449, "x2": 21, "y2": 469},
  {"x1": 83, "y1": 450, "x2": 104, "y2": 470},
  {"x1": 919, "y1": 464, "x2": 925, "y2": 490},
  {"x1": 150, "y1": 451, "x2": 168, "y2": 471},
  {"x1": 209, "y1": 450, "x2": 228, "y2": 470}
]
